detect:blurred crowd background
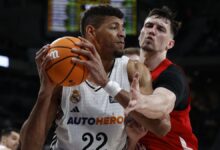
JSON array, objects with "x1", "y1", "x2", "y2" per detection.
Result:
[{"x1": 0, "y1": 0, "x2": 220, "y2": 149}]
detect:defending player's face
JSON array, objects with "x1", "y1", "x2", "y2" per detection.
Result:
[
  {"x1": 94, "y1": 16, "x2": 126, "y2": 57},
  {"x1": 139, "y1": 15, "x2": 174, "y2": 52}
]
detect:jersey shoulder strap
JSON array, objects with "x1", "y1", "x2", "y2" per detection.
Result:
[{"x1": 151, "y1": 58, "x2": 172, "y2": 80}]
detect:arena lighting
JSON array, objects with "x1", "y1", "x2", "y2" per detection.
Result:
[{"x1": 0, "y1": 55, "x2": 9, "y2": 68}]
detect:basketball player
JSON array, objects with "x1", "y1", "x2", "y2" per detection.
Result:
[
  {"x1": 20, "y1": 5, "x2": 174, "y2": 150},
  {"x1": 125, "y1": 6, "x2": 198, "y2": 149}
]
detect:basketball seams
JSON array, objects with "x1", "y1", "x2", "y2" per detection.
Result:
[
  {"x1": 46, "y1": 55, "x2": 76, "y2": 71},
  {"x1": 50, "y1": 46, "x2": 73, "y2": 49},
  {"x1": 66, "y1": 37, "x2": 79, "y2": 46},
  {"x1": 58, "y1": 56, "x2": 80, "y2": 85}
]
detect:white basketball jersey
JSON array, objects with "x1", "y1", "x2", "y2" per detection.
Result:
[{"x1": 51, "y1": 56, "x2": 130, "y2": 150}]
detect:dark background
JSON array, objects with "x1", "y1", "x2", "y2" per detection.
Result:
[{"x1": 0, "y1": 0, "x2": 220, "y2": 149}]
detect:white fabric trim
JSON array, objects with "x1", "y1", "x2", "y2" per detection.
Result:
[{"x1": 179, "y1": 136, "x2": 193, "y2": 150}]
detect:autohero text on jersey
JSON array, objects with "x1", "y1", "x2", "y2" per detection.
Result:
[{"x1": 67, "y1": 115, "x2": 124, "y2": 125}]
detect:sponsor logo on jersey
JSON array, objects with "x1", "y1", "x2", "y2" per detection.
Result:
[
  {"x1": 70, "y1": 90, "x2": 81, "y2": 103},
  {"x1": 70, "y1": 106, "x2": 80, "y2": 112},
  {"x1": 67, "y1": 115, "x2": 124, "y2": 125}
]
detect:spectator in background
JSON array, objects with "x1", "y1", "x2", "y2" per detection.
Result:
[{"x1": 0, "y1": 128, "x2": 19, "y2": 150}]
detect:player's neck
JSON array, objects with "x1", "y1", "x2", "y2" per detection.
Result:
[
  {"x1": 145, "y1": 52, "x2": 166, "y2": 71},
  {"x1": 102, "y1": 59, "x2": 115, "y2": 74}
]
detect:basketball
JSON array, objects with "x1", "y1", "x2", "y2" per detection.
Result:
[{"x1": 46, "y1": 36, "x2": 88, "y2": 86}]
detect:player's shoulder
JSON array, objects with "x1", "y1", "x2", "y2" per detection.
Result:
[
  {"x1": 127, "y1": 59, "x2": 147, "y2": 72},
  {"x1": 127, "y1": 59, "x2": 151, "y2": 81}
]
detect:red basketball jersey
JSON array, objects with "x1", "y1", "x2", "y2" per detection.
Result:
[{"x1": 140, "y1": 59, "x2": 198, "y2": 150}]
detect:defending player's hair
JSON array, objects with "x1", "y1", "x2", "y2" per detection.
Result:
[
  {"x1": 80, "y1": 5, "x2": 124, "y2": 36},
  {"x1": 147, "y1": 6, "x2": 182, "y2": 37}
]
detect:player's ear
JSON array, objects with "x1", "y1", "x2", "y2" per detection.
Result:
[
  {"x1": 85, "y1": 25, "x2": 96, "y2": 39},
  {"x1": 85, "y1": 25, "x2": 100, "y2": 49},
  {"x1": 166, "y1": 39, "x2": 175, "y2": 50}
]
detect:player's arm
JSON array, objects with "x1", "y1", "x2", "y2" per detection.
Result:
[
  {"x1": 20, "y1": 87, "x2": 61, "y2": 150},
  {"x1": 115, "y1": 60, "x2": 171, "y2": 136},
  {"x1": 125, "y1": 63, "x2": 176, "y2": 119},
  {"x1": 126, "y1": 87, "x2": 175, "y2": 119},
  {"x1": 20, "y1": 45, "x2": 61, "y2": 150}
]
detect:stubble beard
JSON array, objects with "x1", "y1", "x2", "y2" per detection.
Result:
[{"x1": 114, "y1": 50, "x2": 124, "y2": 58}]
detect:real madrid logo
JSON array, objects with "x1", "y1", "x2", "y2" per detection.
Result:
[{"x1": 70, "y1": 90, "x2": 81, "y2": 103}]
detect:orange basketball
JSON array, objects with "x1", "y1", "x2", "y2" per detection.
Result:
[{"x1": 46, "y1": 36, "x2": 88, "y2": 86}]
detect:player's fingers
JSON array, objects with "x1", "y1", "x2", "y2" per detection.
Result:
[
  {"x1": 42, "y1": 55, "x2": 51, "y2": 68},
  {"x1": 124, "y1": 101, "x2": 137, "y2": 116},
  {"x1": 71, "y1": 48, "x2": 92, "y2": 60},
  {"x1": 35, "y1": 45, "x2": 50, "y2": 64},
  {"x1": 131, "y1": 72, "x2": 140, "y2": 92},
  {"x1": 134, "y1": 72, "x2": 140, "y2": 90},
  {"x1": 72, "y1": 57, "x2": 90, "y2": 68},
  {"x1": 77, "y1": 36, "x2": 99, "y2": 57},
  {"x1": 131, "y1": 87, "x2": 139, "y2": 100},
  {"x1": 76, "y1": 37, "x2": 94, "y2": 51},
  {"x1": 36, "y1": 44, "x2": 50, "y2": 57}
]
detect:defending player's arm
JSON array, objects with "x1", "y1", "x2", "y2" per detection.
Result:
[
  {"x1": 125, "y1": 65, "x2": 176, "y2": 119},
  {"x1": 20, "y1": 45, "x2": 61, "y2": 150},
  {"x1": 115, "y1": 60, "x2": 172, "y2": 136}
]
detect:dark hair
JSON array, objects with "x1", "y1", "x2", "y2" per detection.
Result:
[
  {"x1": 0, "y1": 127, "x2": 19, "y2": 140},
  {"x1": 147, "y1": 6, "x2": 181, "y2": 37},
  {"x1": 80, "y1": 5, "x2": 124, "y2": 36}
]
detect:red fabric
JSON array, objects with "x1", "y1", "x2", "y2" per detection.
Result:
[
  {"x1": 140, "y1": 59, "x2": 198, "y2": 150},
  {"x1": 151, "y1": 59, "x2": 172, "y2": 81}
]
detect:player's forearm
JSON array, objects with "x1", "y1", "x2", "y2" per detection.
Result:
[
  {"x1": 20, "y1": 91, "x2": 54, "y2": 150},
  {"x1": 137, "y1": 88, "x2": 176, "y2": 119},
  {"x1": 130, "y1": 111, "x2": 170, "y2": 136},
  {"x1": 115, "y1": 90, "x2": 170, "y2": 136}
]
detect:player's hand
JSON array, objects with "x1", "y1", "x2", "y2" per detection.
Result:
[
  {"x1": 35, "y1": 44, "x2": 57, "y2": 92},
  {"x1": 71, "y1": 36, "x2": 108, "y2": 87},
  {"x1": 125, "y1": 118, "x2": 148, "y2": 150},
  {"x1": 125, "y1": 72, "x2": 144, "y2": 116},
  {"x1": 125, "y1": 119, "x2": 148, "y2": 145}
]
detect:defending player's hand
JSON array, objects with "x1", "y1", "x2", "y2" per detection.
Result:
[
  {"x1": 126, "y1": 119, "x2": 148, "y2": 143},
  {"x1": 71, "y1": 36, "x2": 108, "y2": 86},
  {"x1": 125, "y1": 119, "x2": 147, "y2": 150},
  {"x1": 125, "y1": 72, "x2": 144, "y2": 116},
  {"x1": 35, "y1": 44, "x2": 57, "y2": 91}
]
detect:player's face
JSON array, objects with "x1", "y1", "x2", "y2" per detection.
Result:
[
  {"x1": 95, "y1": 16, "x2": 125, "y2": 57},
  {"x1": 5, "y1": 131, "x2": 20, "y2": 150},
  {"x1": 139, "y1": 15, "x2": 174, "y2": 53}
]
